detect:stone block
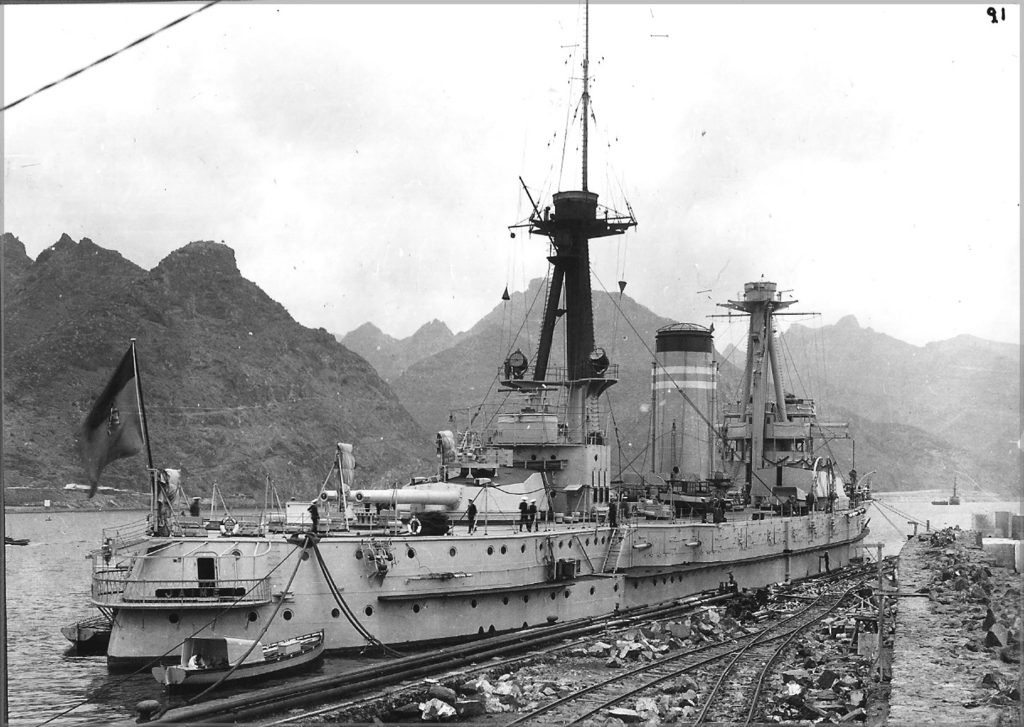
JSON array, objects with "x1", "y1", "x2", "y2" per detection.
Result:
[
  {"x1": 455, "y1": 698, "x2": 485, "y2": 717},
  {"x1": 419, "y1": 698, "x2": 456, "y2": 721},
  {"x1": 986, "y1": 623, "x2": 1009, "y2": 647},
  {"x1": 427, "y1": 684, "x2": 458, "y2": 703},
  {"x1": 608, "y1": 707, "x2": 643, "y2": 723},
  {"x1": 816, "y1": 669, "x2": 840, "y2": 689}
]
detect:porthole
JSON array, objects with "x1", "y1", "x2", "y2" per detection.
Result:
[
  {"x1": 585, "y1": 538, "x2": 590, "y2": 546},
  {"x1": 500, "y1": 545, "x2": 507, "y2": 555},
  {"x1": 283, "y1": 609, "x2": 294, "y2": 620},
  {"x1": 538, "y1": 542, "x2": 544, "y2": 551},
  {"x1": 613, "y1": 584, "x2": 619, "y2": 592},
  {"x1": 550, "y1": 592, "x2": 557, "y2": 600},
  {"x1": 558, "y1": 540, "x2": 564, "y2": 549},
  {"x1": 407, "y1": 548, "x2": 416, "y2": 559},
  {"x1": 594, "y1": 455, "x2": 598, "y2": 461},
  {"x1": 301, "y1": 551, "x2": 310, "y2": 561},
  {"x1": 502, "y1": 596, "x2": 509, "y2": 605},
  {"x1": 530, "y1": 454, "x2": 537, "y2": 461},
  {"x1": 601, "y1": 537, "x2": 606, "y2": 544},
  {"x1": 247, "y1": 611, "x2": 258, "y2": 622},
  {"x1": 550, "y1": 454, "x2": 556, "y2": 460},
  {"x1": 449, "y1": 547, "x2": 457, "y2": 557},
  {"x1": 589, "y1": 586, "x2": 596, "y2": 595},
  {"x1": 168, "y1": 613, "x2": 180, "y2": 624},
  {"x1": 487, "y1": 546, "x2": 494, "y2": 555},
  {"x1": 471, "y1": 599, "x2": 478, "y2": 608},
  {"x1": 520, "y1": 544, "x2": 526, "y2": 553},
  {"x1": 564, "y1": 590, "x2": 570, "y2": 598},
  {"x1": 523, "y1": 594, "x2": 530, "y2": 603},
  {"x1": 364, "y1": 606, "x2": 373, "y2": 617},
  {"x1": 331, "y1": 608, "x2": 340, "y2": 618},
  {"x1": 355, "y1": 549, "x2": 363, "y2": 560},
  {"x1": 413, "y1": 604, "x2": 421, "y2": 613}
]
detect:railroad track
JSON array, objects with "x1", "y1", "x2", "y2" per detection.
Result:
[
  {"x1": 155, "y1": 589, "x2": 735, "y2": 725},
  {"x1": 692, "y1": 583, "x2": 860, "y2": 726},
  {"x1": 156, "y1": 561, "x2": 892, "y2": 725},
  {"x1": 503, "y1": 564, "x2": 887, "y2": 726}
]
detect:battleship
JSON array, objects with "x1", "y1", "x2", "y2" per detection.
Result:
[{"x1": 84, "y1": 5, "x2": 869, "y2": 669}]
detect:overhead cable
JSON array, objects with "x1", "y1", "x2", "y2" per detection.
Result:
[{"x1": 3, "y1": 0, "x2": 222, "y2": 113}]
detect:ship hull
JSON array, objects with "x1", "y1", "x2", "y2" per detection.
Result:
[{"x1": 102, "y1": 511, "x2": 866, "y2": 669}]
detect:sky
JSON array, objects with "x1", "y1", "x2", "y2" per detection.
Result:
[{"x1": 3, "y1": 3, "x2": 1020, "y2": 350}]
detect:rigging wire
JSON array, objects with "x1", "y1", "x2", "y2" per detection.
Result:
[
  {"x1": 188, "y1": 535, "x2": 315, "y2": 703},
  {"x1": 3, "y1": 1, "x2": 223, "y2": 113},
  {"x1": 591, "y1": 269, "x2": 797, "y2": 506}
]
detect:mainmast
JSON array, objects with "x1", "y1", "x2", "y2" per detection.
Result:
[{"x1": 581, "y1": 0, "x2": 590, "y2": 192}]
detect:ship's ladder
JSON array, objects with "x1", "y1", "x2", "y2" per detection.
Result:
[{"x1": 601, "y1": 528, "x2": 625, "y2": 574}]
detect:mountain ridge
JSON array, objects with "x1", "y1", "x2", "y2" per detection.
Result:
[{"x1": 2, "y1": 233, "x2": 434, "y2": 505}]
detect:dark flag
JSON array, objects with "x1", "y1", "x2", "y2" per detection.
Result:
[{"x1": 77, "y1": 345, "x2": 146, "y2": 496}]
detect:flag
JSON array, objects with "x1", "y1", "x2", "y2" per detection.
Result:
[
  {"x1": 337, "y1": 443, "x2": 355, "y2": 488},
  {"x1": 77, "y1": 345, "x2": 146, "y2": 496}
]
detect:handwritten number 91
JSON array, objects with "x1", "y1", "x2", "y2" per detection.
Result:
[{"x1": 987, "y1": 7, "x2": 1005, "y2": 23}]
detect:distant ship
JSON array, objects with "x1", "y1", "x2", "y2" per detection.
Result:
[
  {"x1": 84, "y1": 4, "x2": 869, "y2": 670},
  {"x1": 932, "y1": 476, "x2": 961, "y2": 506}
]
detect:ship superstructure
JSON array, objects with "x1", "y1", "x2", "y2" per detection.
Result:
[{"x1": 717, "y1": 281, "x2": 851, "y2": 510}]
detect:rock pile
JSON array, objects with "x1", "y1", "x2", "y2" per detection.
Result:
[
  {"x1": 377, "y1": 605, "x2": 748, "y2": 723},
  {"x1": 759, "y1": 612, "x2": 878, "y2": 723},
  {"x1": 565, "y1": 605, "x2": 751, "y2": 667},
  {"x1": 922, "y1": 528, "x2": 1022, "y2": 671}
]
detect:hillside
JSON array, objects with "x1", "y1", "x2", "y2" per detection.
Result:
[
  {"x1": 2, "y1": 233, "x2": 434, "y2": 506},
  {"x1": 777, "y1": 317, "x2": 1019, "y2": 494}
]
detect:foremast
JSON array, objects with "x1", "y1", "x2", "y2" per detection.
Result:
[{"x1": 497, "y1": 1, "x2": 636, "y2": 514}]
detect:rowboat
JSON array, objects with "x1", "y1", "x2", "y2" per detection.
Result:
[
  {"x1": 152, "y1": 630, "x2": 324, "y2": 689},
  {"x1": 61, "y1": 614, "x2": 112, "y2": 653}
]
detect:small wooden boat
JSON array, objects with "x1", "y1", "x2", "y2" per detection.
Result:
[
  {"x1": 61, "y1": 614, "x2": 112, "y2": 653},
  {"x1": 152, "y1": 631, "x2": 324, "y2": 689},
  {"x1": 4, "y1": 536, "x2": 29, "y2": 546}
]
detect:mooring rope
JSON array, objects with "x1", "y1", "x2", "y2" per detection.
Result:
[{"x1": 312, "y1": 542, "x2": 403, "y2": 657}]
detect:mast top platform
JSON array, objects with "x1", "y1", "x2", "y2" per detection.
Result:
[
  {"x1": 527, "y1": 190, "x2": 636, "y2": 243},
  {"x1": 718, "y1": 280, "x2": 797, "y2": 315}
]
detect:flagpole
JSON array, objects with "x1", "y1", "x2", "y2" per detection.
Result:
[
  {"x1": 129, "y1": 339, "x2": 158, "y2": 533},
  {"x1": 129, "y1": 339, "x2": 154, "y2": 470}
]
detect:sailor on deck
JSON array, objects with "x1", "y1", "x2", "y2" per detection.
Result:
[{"x1": 519, "y1": 497, "x2": 529, "y2": 532}]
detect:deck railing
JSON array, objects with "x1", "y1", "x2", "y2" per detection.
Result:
[
  {"x1": 101, "y1": 519, "x2": 151, "y2": 549},
  {"x1": 91, "y1": 572, "x2": 271, "y2": 607}
]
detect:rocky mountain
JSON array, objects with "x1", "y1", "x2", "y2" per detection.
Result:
[
  {"x1": 381, "y1": 280, "x2": 1017, "y2": 497},
  {"x1": 777, "y1": 316, "x2": 1019, "y2": 495},
  {"x1": 340, "y1": 319, "x2": 457, "y2": 383},
  {"x1": 2, "y1": 233, "x2": 434, "y2": 506}
]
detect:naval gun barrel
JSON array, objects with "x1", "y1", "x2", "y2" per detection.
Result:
[{"x1": 349, "y1": 488, "x2": 462, "y2": 506}]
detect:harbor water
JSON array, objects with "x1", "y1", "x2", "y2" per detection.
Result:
[{"x1": 4, "y1": 495, "x2": 1020, "y2": 725}]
